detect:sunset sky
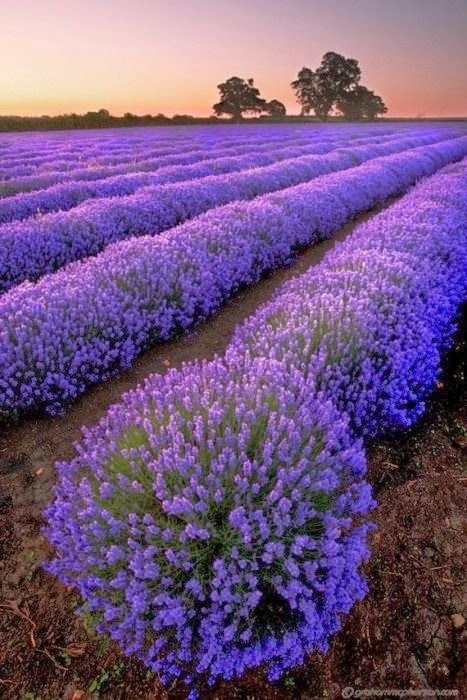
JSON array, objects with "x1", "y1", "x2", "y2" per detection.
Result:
[{"x1": 1, "y1": 0, "x2": 466, "y2": 118}]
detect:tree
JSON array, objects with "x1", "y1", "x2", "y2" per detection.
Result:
[
  {"x1": 290, "y1": 67, "x2": 316, "y2": 116},
  {"x1": 361, "y1": 89, "x2": 387, "y2": 119},
  {"x1": 213, "y1": 77, "x2": 266, "y2": 120},
  {"x1": 172, "y1": 114, "x2": 195, "y2": 122},
  {"x1": 265, "y1": 99, "x2": 286, "y2": 118},
  {"x1": 291, "y1": 52, "x2": 362, "y2": 120},
  {"x1": 336, "y1": 86, "x2": 387, "y2": 120},
  {"x1": 315, "y1": 52, "x2": 361, "y2": 117}
]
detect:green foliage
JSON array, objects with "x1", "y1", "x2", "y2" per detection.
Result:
[
  {"x1": 284, "y1": 673, "x2": 297, "y2": 690},
  {"x1": 88, "y1": 670, "x2": 110, "y2": 693},
  {"x1": 213, "y1": 77, "x2": 287, "y2": 121},
  {"x1": 213, "y1": 76, "x2": 267, "y2": 120},
  {"x1": 81, "y1": 608, "x2": 101, "y2": 638},
  {"x1": 291, "y1": 51, "x2": 386, "y2": 120},
  {"x1": 265, "y1": 99, "x2": 287, "y2": 117},
  {"x1": 337, "y1": 85, "x2": 388, "y2": 120},
  {"x1": 0, "y1": 111, "x2": 194, "y2": 132}
]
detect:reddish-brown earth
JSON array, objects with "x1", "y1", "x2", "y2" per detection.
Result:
[{"x1": 1, "y1": 201, "x2": 465, "y2": 699}]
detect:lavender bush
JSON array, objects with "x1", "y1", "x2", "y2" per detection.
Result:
[
  {"x1": 1, "y1": 137, "x2": 466, "y2": 419},
  {"x1": 45, "y1": 357, "x2": 373, "y2": 693}
]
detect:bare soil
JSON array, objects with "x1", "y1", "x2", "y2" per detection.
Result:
[{"x1": 1, "y1": 201, "x2": 465, "y2": 699}]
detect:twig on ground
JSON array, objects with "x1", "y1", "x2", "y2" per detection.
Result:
[{"x1": 0, "y1": 600, "x2": 37, "y2": 648}]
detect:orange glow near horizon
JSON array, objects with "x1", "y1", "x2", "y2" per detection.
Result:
[{"x1": 0, "y1": 0, "x2": 466, "y2": 119}]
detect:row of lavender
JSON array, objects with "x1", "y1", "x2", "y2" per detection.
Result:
[
  {"x1": 1, "y1": 136, "x2": 466, "y2": 419},
  {"x1": 0, "y1": 124, "x2": 339, "y2": 158},
  {"x1": 3, "y1": 124, "x2": 463, "y2": 196},
  {"x1": 0, "y1": 130, "x2": 340, "y2": 179},
  {"x1": 0, "y1": 125, "x2": 397, "y2": 187},
  {"x1": 1, "y1": 134, "x2": 327, "y2": 193},
  {"x1": 0, "y1": 129, "x2": 416, "y2": 223},
  {"x1": 0, "y1": 128, "x2": 406, "y2": 196},
  {"x1": 45, "y1": 160, "x2": 467, "y2": 697},
  {"x1": 1, "y1": 130, "x2": 454, "y2": 290},
  {"x1": 0, "y1": 123, "x2": 407, "y2": 166}
]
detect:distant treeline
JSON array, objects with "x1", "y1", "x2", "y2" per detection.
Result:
[
  {"x1": 0, "y1": 111, "x2": 366, "y2": 133},
  {"x1": 1, "y1": 110, "x2": 464, "y2": 134},
  {"x1": 0, "y1": 111, "x2": 214, "y2": 132}
]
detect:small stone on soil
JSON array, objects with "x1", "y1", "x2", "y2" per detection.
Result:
[{"x1": 450, "y1": 613, "x2": 465, "y2": 629}]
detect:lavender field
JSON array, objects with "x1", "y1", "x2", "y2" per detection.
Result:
[{"x1": 1, "y1": 123, "x2": 466, "y2": 698}]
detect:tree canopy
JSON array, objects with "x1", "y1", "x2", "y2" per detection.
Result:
[
  {"x1": 213, "y1": 77, "x2": 266, "y2": 120},
  {"x1": 213, "y1": 77, "x2": 286, "y2": 120},
  {"x1": 292, "y1": 52, "x2": 387, "y2": 120},
  {"x1": 336, "y1": 85, "x2": 388, "y2": 120},
  {"x1": 265, "y1": 99, "x2": 287, "y2": 118}
]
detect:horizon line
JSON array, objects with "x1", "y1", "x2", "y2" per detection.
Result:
[{"x1": 1, "y1": 111, "x2": 467, "y2": 120}]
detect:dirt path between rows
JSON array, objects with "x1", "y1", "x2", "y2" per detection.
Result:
[{"x1": 1, "y1": 197, "x2": 465, "y2": 698}]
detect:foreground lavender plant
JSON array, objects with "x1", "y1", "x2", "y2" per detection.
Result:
[
  {"x1": 45, "y1": 160, "x2": 466, "y2": 694},
  {"x1": 45, "y1": 358, "x2": 373, "y2": 692}
]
